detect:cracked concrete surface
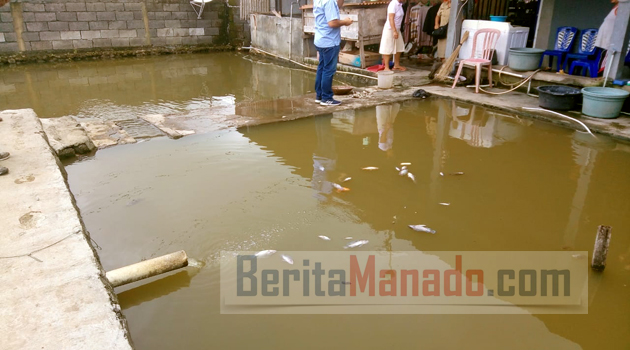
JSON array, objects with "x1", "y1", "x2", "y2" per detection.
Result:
[{"x1": 0, "y1": 109, "x2": 133, "y2": 350}]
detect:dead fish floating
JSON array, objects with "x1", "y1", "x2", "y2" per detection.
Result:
[
  {"x1": 344, "y1": 237, "x2": 353, "y2": 240},
  {"x1": 408, "y1": 225, "x2": 436, "y2": 234},
  {"x1": 439, "y1": 203, "x2": 450, "y2": 206},
  {"x1": 318, "y1": 235, "x2": 331, "y2": 241},
  {"x1": 399, "y1": 169, "x2": 408, "y2": 176},
  {"x1": 281, "y1": 254, "x2": 294, "y2": 265},
  {"x1": 407, "y1": 172, "x2": 416, "y2": 183},
  {"x1": 341, "y1": 177, "x2": 352, "y2": 183},
  {"x1": 255, "y1": 250, "x2": 277, "y2": 258},
  {"x1": 450, "y1": 172, "x2": 464, "y2": 175},
  {"x1": 332, "y1": 183, "x2": 350, "y2": 192},
  {"x1": 344, "y1": 240, "x2": 369, "y2": 249},
  {"x1": 362, "y1": 167, "x2": 379, "y2": 171},
  {"x1": 400, "y1": 162, "x2": 411, "y2": 166}
]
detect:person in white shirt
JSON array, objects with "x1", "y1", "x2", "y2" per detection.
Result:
[{"x1": 379, "y1": 0, "x2": 406, "y2": 71}]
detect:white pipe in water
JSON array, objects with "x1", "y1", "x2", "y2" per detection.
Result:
[{"x1": 106, "y1": 250, "x2": 189, "y2": 288}]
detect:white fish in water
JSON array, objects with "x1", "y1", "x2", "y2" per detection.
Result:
[
  {"x1": 332, "y1": 183, "x2": 350, "y2": 192},
  {"x1": 439, "y1": 203, "x2": 450, "y2": 206},
  {"x1": 345, "y1": 237, "x2": 353, "y2": 240},
  {"x1": 408, "y1": 225, "x2": 436, "y2": 234},
  {"x1": 395, "y1": 167, "x2": 401, "y2": 171},
  {"x1": 450, "y1": 172, "x2": 464, "y2": 175},
  {"x1": 318, "y1": 235, "x2": 331, "y2": 241},
  {"x1": 399, "y1": 169, "x2": 408, "y2": 176},
  {"x1": 407, "y1": 172, "x2": 416, "y2": 182},
  {"x1": 255, "y1": 250, "x2": 277, "y2": 258},
  {"x1": 402, "y1": 165, "x2": 408, "y2": 170},
  {"x1": 401, "y1": 162, "x2": 411, "y2": 166},
  {"x1": 362, "y1": 167, "x2": 379, "y2": 170},
  {"x1": 344, "y1": 240, "x2": 369, "y2": 249},
  {"x1": 281, "y1": 254, "x2": 294, "y2": 265},
  {"x1": 440, "y1": 172, "x2": 444, "y2": 176},
  {"x1": 342, "y1": 177, "x2": 352, "y2": 183}
]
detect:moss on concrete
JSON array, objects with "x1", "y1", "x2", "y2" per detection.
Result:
[{"x1": 0, "y1": 45, "x2": 235, "y2": 66}]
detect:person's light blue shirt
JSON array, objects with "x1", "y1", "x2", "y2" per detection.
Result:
[{"x1": 313, "y1": 0, "x2": 341, "y2": 48}]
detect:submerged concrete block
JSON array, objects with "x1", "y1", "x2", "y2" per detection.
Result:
[{"x1": 40, "y1": 116, "x2": 96, "y2": 158}]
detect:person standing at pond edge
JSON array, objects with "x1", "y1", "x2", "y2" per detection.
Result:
[
  {"x1": 379, "y1": 0, "x2": 406, "y2": 71},
  {"x1": 314, "y1": 0, "x2": 353, "y2": 106},
  {"x1": 435, "y1": 0, "x2": 451, "y2": 60}
]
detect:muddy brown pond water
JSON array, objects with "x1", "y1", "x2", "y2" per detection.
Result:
[{"x1": 3, "y1": 53, "x2": 629, "y2": 349}]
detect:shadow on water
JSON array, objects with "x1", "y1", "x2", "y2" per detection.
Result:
[{"x1": 118, "y1": 270, "x2": 198, "y2": 310}]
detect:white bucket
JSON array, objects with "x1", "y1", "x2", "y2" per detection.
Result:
[{"x1": 377, "y1": 71, "x2": 394, "y2": 89}]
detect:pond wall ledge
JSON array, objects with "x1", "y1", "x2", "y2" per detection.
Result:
[
  {"x1": 0, "y1": 109, "x2": 134, "y2": 350},
  {"x1": 0, "y1": 44, "x2": 234, "y2": 65}
]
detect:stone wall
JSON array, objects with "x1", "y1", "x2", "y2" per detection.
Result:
[{"x1": 0, "y1": 0, "x2": 247, "y2": 54}]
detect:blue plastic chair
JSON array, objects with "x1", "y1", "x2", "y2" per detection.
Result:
[
  {"x1": 568, "y1": 47, "x2": 604, "y2": 78},
  {"x1": 539, "y1": 27, "x2": 578, "y2": 72},
  {"x1": 564, "y1": 28, "x2": 598, "y2": 73}
]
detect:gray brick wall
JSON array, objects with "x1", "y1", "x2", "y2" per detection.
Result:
[
  {"x1": 0, "y1": 0, "x2": 244, "y2": 54},
  {"x1": 0, "y1": 1, "x2": 16, "y2": 53}
]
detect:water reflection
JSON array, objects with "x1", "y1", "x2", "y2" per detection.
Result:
[
  {"x1": 376, "y1": 103, "x2": 400, "y2": 156},
  {"x1": 0, "y1": 53, "x2": 316, "y2": 119},
  {"x1": 63, "y1": 99, "x2": 630, "y2": 349},
  {"x1": 312, "y1": 114, "x2": 337, "y2": 201}
]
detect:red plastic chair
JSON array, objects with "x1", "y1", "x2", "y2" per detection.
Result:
[{"x1": 451, "y1": 29, "x2": 501, "y2": 93}]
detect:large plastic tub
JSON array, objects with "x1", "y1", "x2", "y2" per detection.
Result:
[
  {"x1": 508, "y1": 48, "x2": 545, "y2": 71},
  {"x1": 537, "y1": 85, "x2": 582, "y2": 110},
  {"x1": 581, "y1": 87, "x2": 630, "y2": 118}
]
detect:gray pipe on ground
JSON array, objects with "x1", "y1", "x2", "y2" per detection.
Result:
[{"x1": 106, "y1": 250, "x2": 189, "y2": 288}]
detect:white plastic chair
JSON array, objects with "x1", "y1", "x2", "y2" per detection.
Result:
[
  {"x1": 451, "y1": 28, "x2": 501, "y2": 93},
  {"x1": 190, "y1": 0, "x2": 213, "y2": 19}
]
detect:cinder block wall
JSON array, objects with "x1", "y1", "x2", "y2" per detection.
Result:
[{"x1": 0, "y1": 0, "x2": 247, "y2": 53}]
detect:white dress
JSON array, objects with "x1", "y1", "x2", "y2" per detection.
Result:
[
  {"x1": 595, "y1": 6, "x2": 616, "y2": 49},
  {"x1": 379, "y1": 0, "x2": 405, "y2": 55}
]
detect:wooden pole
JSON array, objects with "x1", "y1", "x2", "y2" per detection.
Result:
[{"x1": 591, "y1": 225, "x2": 612, "y2": 271}]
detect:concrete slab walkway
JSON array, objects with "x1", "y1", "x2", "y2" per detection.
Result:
[{"x1": 0, "y1": 109, "x2": 133, "y2": 350}]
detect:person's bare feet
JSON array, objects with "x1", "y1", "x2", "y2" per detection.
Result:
[{"x1": 393, "y1": 66, "x2": 407, "y2": 71}]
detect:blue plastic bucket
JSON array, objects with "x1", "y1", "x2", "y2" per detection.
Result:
[
  {"x1": 490, "y1": 16, "x2": 507, "y2": 22},
  {"x1": 581, "y1": 87, "x2": 630, "y2": 118}
]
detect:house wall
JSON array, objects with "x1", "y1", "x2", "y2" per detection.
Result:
[
  {"x1": 0, "y1": 0, "x2": 247, "y2": 54},
  {"x1": 536, "y1": 0, "x2": 612, "y2": 51},
  {"x1": 250, "y1": 13, "x2": 303, "y2": 60}
]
